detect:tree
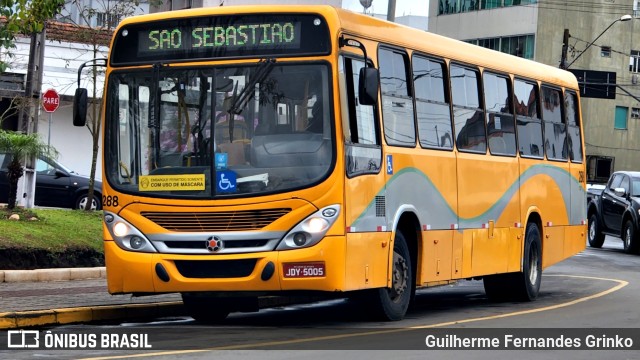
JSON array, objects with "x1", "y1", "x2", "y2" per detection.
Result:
[
  {"x1": 54, "y1": 0, "x2": 153, "y2": 210},
  {"x1": 0, "y1": 130, "x2": 55, "y2": 209},
  {"x1": 0, "y1": 0, "x2": 64, "y2": 73}
]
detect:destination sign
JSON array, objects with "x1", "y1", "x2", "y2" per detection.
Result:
[{"x1": 111, "y1": 14, "x2": 330, "y2": 65}]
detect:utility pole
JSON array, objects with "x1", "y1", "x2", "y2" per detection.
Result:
[
  {"x1": 387, "y1": 0, "x2": 396, "y2": 22},
  {"x1": 560, "y1": 28, "x2": 570, "y2": 69},
  {"x1": 17, "y1": 29, "x2": 46, "y2": 208}
]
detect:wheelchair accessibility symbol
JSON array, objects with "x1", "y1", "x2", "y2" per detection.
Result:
[
  {"x1": 216, "y1": 170, "x2": 237, "y2": 193},
  {"x1": 386, "y1": 154, "x2": 393, "y2": 175}
]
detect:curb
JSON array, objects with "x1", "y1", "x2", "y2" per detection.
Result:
[
  {"x1": 0, "y1": 301, "x2": 185, "y2": 329},
  {"x1": 0, "y1": 267, "x2": 106, "y2": 283}
]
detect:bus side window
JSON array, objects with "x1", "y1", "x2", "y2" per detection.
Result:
[
  {"x1": 379, "y1": 48, "x2": 416, "y2": 147},
  {"x1": 564, "y1": 90, "x2": 583, "y2": 163},
  {"x1": 413, "y1": 54, "x2": 453, "y2": 150},
  {"x1": 541, "y1": 85, "x2": 567, "y2": 161},
  {"x1": 341, "y1": 55, "x2": 381, "y2": 176},
  {"x1": 451, "y1": 64, "x2": 486, "y2": 153},
  {"x1": 483, "y1": 72, "x2": 516, "y2": 156},
  {"x1": 514, "y1": 79, "x2": 544, "y2": 158}
]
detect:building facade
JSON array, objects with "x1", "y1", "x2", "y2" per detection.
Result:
[{"x1": 429, "y1": 0, "x2": 640, "y2": 182}]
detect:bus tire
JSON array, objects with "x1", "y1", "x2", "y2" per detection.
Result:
[
  {"x1": 483, "y1": 222, "x2": 541, "y2": 302},
  {"x1": 369, "y1": 231, "x2": 413, "y2": 321},
  {"x1": 514, "y1": 222, "x2": 542, "y2": 301},
  {"x1": 181, "y1": 293, "x2": 230, "y2": 323},
  {"x1": 622, "y1": 219, "x2": 639, "y2": 254},
  {"x1": 588, "y1": 213, "x2": 605, "y2": 248}
]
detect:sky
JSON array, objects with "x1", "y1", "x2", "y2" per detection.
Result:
[{"x1": 341, "y1": 0, "x2": 429, "y2": 17}]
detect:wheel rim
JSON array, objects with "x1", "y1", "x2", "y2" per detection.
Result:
[
  {"x1": 78, "y1": 197, "x2": 97, "y2": 210},
  {"x1": 389, "y1": 251, "x2": 408, "y2": 302},
  {"x1": 528, "y1": 243, "x2": 540, "y2": 285},
  {"x1": 625, "y1": 226, "x2": 632, "y2": 249},
  {"x1": 588, "y1": 219, "x2": 596, "y2": 241}
]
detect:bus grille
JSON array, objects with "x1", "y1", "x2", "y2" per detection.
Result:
[
  {"x1": 174, "y1": 259, "x2": 257, "y2": 278},
  {"x1": 141, "y1": 208, "x2": 291, "y2": 232}
]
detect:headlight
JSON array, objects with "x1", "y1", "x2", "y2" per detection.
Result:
[
  {"x1": 104, "y1": 211, "x2": 157, "y2": 253},
  {"x1": 276, "y1": 205, "x2": 340, "y2": 250}
]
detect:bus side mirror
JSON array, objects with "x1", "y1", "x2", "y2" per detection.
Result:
[
  {"x1": 73, "y1": 88, "x2": 88, "y2": 127},
  {"x1": 358, "y1": 67, "x2": 379, "y2": 106}
]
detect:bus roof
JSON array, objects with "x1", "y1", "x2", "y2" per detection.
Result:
[{"x1": 115, "y1": 5, "x2": 578, "y2": 90}]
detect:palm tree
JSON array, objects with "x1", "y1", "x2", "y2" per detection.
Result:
[{"x1": 0, "y1": 130, "x2": 56, "y2": 209}]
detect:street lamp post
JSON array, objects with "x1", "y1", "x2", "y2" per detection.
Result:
[{"x1": 562, "y1": 14, "x2": 632, "y2": 69}]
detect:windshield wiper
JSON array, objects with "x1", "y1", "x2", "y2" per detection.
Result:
[{"x1": 228, "y1": 58, "x2": 276, "y2": 115}]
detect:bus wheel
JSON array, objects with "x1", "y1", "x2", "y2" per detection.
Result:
[
  {"x1": 588, "y1": 213, "x2": 605, "y2": 248},
  {"x1": 622, "y1": 220, "x2": 639, "y2": 254},
  {"x1": 514, "y1": 222, "x2": 542, "y2": 301},
  {"x1": 370, "y1": 231, "x2": 413, "y2": 321},
  {"x1": 181, "y1": 293, "x2": 230, "y2": 323},
  {"x1": 483, "y1": 222, "x2": 541, "y2": 302}
]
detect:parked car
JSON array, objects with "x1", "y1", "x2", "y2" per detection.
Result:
[
  {"x1": 587, "y1": 171, "x2": 640, "y2": 254},
  {"x1": 0, "y1": 153, "x2": 102, "y2": 210}
]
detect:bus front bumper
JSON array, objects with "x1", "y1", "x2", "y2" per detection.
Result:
[{"x1": 103, "y1": 236, "x2": 346, "y2": 294}]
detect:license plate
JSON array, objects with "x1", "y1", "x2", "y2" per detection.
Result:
[{"x1": 282, "y1": 262, "x2": 325, "y2": 278}]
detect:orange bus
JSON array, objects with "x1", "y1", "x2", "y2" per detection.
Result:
[{"x1": 73, "y1": 5, "x2": 586, "y2": 321}]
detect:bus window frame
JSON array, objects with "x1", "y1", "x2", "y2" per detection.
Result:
[
  {"x1": 378, "y1": 45, "x2": 417, "y2": 148},
  {"x1": 481, "y1": 69, "x2": 517, "y2": 157},
  {"x1": 449, "y1": 61, "x2": 486, "y2": 154},
  {"x1": 411, "y1": 52, "x2": 455, "y2": 152},
  {"x1": 540, "y1": 84, "x2": 569, "y2": 163},
  {"x1": 564, "y1": 89, "x2": 583, "y2": 164},
  {"x1": 341, "y1": 52, "x2": 382, "y2": 178},
  {"x1": 513, "y1": 76, "x2": 544, "y2": 160}
]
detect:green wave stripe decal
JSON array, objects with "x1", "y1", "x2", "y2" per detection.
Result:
[{"x1": 351, "y1": 164, "x2": 586, "y2": 230}]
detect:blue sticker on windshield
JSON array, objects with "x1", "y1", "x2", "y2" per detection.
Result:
[
  {"x1": 216, "y1": 170, "x2": 237, "y2": 193},
  {"x1": 215, "y1": 153, "x2": 228, "y2": 170}
]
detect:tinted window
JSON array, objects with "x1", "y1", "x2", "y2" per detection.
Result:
[
  {"x1": 413, "y1": 55, "x2": 453, "y2": 149},
  {"x1": 451, "y1": 64, "x2": 485, "y2": 152},
  {"x1": 514, "y1": 79, "x2": 543, "y2": 158},
  {"x1": 609, "y1": 174, "x2": 623, "y2": 190},
  {"x1": 484, "y1": 72, "x2": 516, "y2": 155},
  {"x1": 542, "y1": 86, "x2": 567, "y2": 161},
  {"x1": 379, "y1": 48, "x2": 416, "y2": 147},
  {"x1": 565, "y1": 91, "x2": 583, "y2": 162},
  {"x1": 620, "y1": 175, "x2": 630, "y2": 193}
]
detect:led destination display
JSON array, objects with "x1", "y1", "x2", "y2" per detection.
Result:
[{"x1": 111, "y1": 14, "x2": 330, "y2": 65}]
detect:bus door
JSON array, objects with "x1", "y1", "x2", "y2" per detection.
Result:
[
  {"x1": 339, "y1": 54, "x2": 389, "y2": 291},
  {"x1": 453, "y1": 67, "x2": 519, "y2": 277}
]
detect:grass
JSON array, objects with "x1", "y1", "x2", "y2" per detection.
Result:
[{"x1": 0, "y1": 207, "x2": 103, "y2": 252}]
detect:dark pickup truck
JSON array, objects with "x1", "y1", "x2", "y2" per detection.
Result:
[{"x1": 587, "y1": 171, "x2": 640, "y2": 254}]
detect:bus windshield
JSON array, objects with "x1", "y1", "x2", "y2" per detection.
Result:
[{"x1": 105, "y1": 62, "x2": 333, "y2": 198}]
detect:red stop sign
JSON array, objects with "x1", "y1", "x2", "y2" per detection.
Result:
[{"x1": 42, "y1": 89, "x2": 60, "y2": 113}]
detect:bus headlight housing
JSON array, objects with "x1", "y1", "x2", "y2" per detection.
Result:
[
  {"x1": 104, "y1": 211, "x2": 157, "y2": 253},
  {"x1": 276, "y1": 205, "x2": 340, "y2": 250}
]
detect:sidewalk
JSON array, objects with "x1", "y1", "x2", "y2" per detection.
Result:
[{"x1": 0, "y1": 268, "x2": 184, "y2": 329}]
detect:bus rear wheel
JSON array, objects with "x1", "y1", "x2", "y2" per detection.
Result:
[
  {"x1": 484, "y1": 222, "x2": 542, "y2": 302},
  {"x1": 368, "y1": 231, "x2": 413, "y2": 321}
]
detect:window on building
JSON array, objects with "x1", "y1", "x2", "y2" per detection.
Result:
[
  {"x1": 96, "y1": 12, "x2": 120, "y2": 28},
  {"x1": 472, "y1": 35, "x2": 535, "y2": 59},
  {"x1": 601, "y1": 46, "x2": 611, "y2": 57},
  {"x1": 634, "y1": 0, "x2": 640, "y2": 18},
  {"x1": 615, "y1": 106, "x2": 628, "y2": 129},
  {"x1": 630, "y1": 50, "x2": 640, "y2": 72},
  {"x1": 632, "y1": 107, "x2": 640, "y2": 118}
]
